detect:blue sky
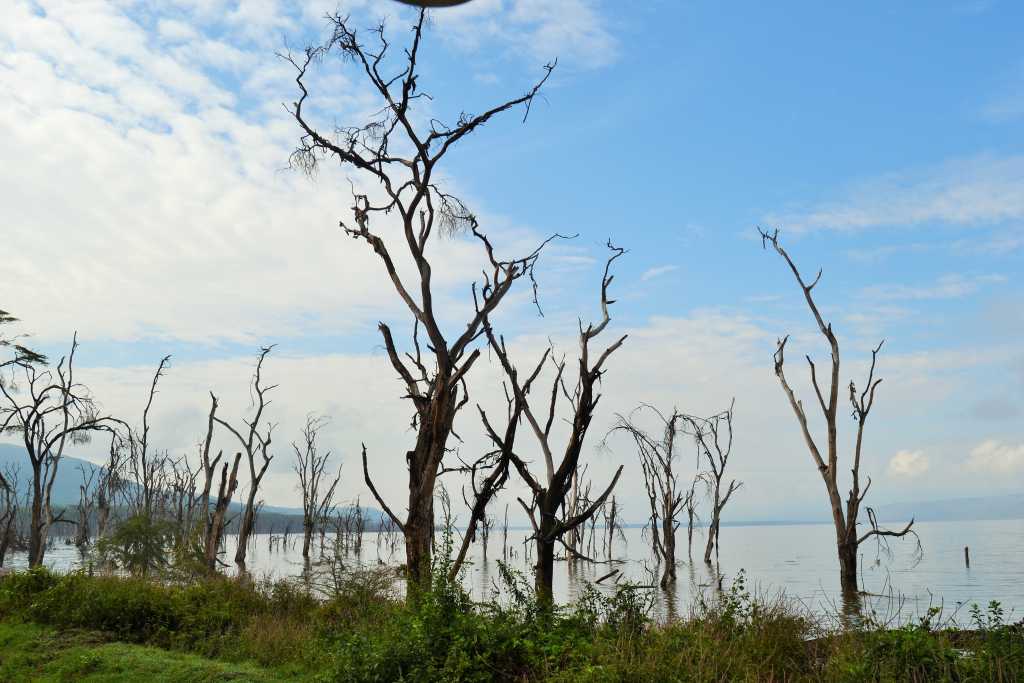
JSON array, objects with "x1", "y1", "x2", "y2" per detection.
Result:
[{"x1": 1, "y1": 0, "x2": 1022, "y2": 520}]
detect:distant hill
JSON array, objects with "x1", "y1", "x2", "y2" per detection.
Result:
[
  {"x1": 0, "y1": 443, "x2": 385, "y2": 530},
  {"x1": 0, "y1": 443, "x2": 103, "y2": 506},
  {"x1": 875, "y1": 494, "x2": 1024, "y2": 523}
]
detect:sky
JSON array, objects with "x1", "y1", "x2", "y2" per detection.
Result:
[{"x1": 1, "y1": 0, "x2": 1022, "y2": 524}]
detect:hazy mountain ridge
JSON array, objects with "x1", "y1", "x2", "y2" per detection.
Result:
[{"x1": 0, "y1": 444, "x2": 385, "y2": 527}]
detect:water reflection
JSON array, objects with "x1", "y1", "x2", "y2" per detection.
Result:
[{"x1": 7, "y1": 519, "x2": 1022, "y2": 623}]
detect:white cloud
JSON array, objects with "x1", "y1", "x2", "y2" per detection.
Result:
[
  {"x1": 860, "y1": 274, "x2": 1006, "y2": 302},
  {"x1": 434, "y1": 0, "x2": 618, "y2": 69},
  {"x1": 966, "y1": 439, "x2": 1024, "y2": 474},
  {"x1": 767, "y1": 156, "x2": 1024, "y2": 233},
  {"x1": 887, "y1": 450, "x2": 929, "y2": 478},
  {"x1": 640, "y1": 265, "x2": 678, "y2": 281},
  {"x1": 0, "y1": 0, "x2": 562, "y2": 346}
]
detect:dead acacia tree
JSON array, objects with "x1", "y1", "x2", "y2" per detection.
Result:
[
  {"x1": 760, "y1": 228, "x2": 916, "y2": 597},
  {"x1": 0, "y1": 334, "x2": 115, "y2": 566},
  {"x1": 286, "y1": 10, "x2": 557, "y2": 585},
  {"x1": 482, "y1": 244, "x2": 627, "y2": 603},
  {"x1": 214, "y1": 346, "x2": 276, "y2": 566},
  {"x1": 294, "y1": 414, "x2": 341, "y2": 560},
  {"x1": 681, "y1": 401, "x2": 741, "y2": 565},
  {"x1": 610, "y1": 405, "x2": 692, "y2": 587}
]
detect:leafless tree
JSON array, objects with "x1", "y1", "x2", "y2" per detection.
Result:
[
  {"x1": 0, "y1": 464, "x2": 21, "y2": 566},
  {"x1": 197, "y1": 393, "x2": 223, "y2": 539},
  {"x1": 445, "y1": 443, "x2": 514, "y2": 579},
  {"x1": 0, "y1": 334, "x2": 115, "y2": 566},
  {"x1": 73, "y1": 464, "x2": 97, "y2": 548},
  {"x1": 285, "y1": 10, "x2": 556, "y2": 586},
  {"x1": 293, "y1": 414, "x2": 341, "y2": 560},
  {"x1": 481, "y1": 244, "x2": 627, "y2": 602},
  {"x1": 95, "y1": 433, "x2": 126, "y2": 540},
  {"x1": 214, "y1": 346, "x2": 276, "y2": 566},
  {"x1": 168, "y1": 454, "x2": 200, "y2": 537},
  {"x1": 760, "y1": 228, "x2": 917, "y2": 597},
  {"x1": 681, "y1": 400, "x2": 741, "y2": 565},
  {"x1": 610, "y1": 405, "x2": 692, "y2": 586},
  {"x1": 203, "y1": 451, "x2": 242, "y2": 571},
  {"x1": 123, "y1": 355, "x2": 171, "y2": 517}
]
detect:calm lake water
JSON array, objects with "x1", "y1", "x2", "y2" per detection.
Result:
[{"x1": 10, "y1": 519, "x2": 1023, "y2": 624}]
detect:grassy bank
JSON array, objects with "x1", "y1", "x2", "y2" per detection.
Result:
[{"x1": 0, "y1": 566, "x2": 1021, "y2": 682}]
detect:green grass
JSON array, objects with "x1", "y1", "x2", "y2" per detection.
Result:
[
  {"x1": 0, "y1": 622, "x2": 291, "y2": 682},
  {"x1": 0, "y1": 565, "x2": 1020, "y2": 682}
]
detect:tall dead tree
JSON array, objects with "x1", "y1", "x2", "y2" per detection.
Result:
[
  {"x1": 214, "y1": 346, "x2": 276, "y2": 566},
  {"x1": 483, "y1": 244, "x2": 627, "y2": 603},
  {"x1": 760, "y1": 229, "x2": 916, "y2": 597},
  {"x1": 286, "y1": 10, "x2": 556, "y2": 585},
  {"x1": 126, "y1": 355, "x2": 171, "y2": 517},
  {"x1": 682, "y1": 401, "x2": 741, "y2": 565},
  {"x1": 294, "y1": 414, "x2": 341, "y2": 560},
  {"x1": 198, "y1": 393, "x2": 223, "y2": 540},
  {"x1": 611, "y1": 405, "x2": 692, "y2": 587},
  {"x1": 0, "y1": 335, "x2": 114, "y2": 566}
]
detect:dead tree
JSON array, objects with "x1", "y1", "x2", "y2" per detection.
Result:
[
  {"x1": 445, "y1": 438, "x2": 517, "y2": 580},
  {"x1": 74, "y1": 464, "x2": 97, "y2": 548},
  {"x1": 611, "y1": 405, "x2": 691, "y2": 586},
  {"x1": 0, "y1": 465, "x2": 20, "y2": 566},
  {"x1": 760, "y1": 228, "x2": 916, "y2": 597},
  {"x1": 198, "y1": 393, "x2": 223, "y2": 540},
  {"x1": 0, "y1": 334, "x2": 115, "y2": 566},
  {"x1": 203, "y1": 452, "x2": 242, "y2": 571},
  {"x1": 168, "y1": 454, "x2": 200, "y2": 538},
  {"x1": 684, "y1": 476, "x2": 701, "y2": 557},
  {"x1": 293, "y1": 414, "x2": 341, "y2": 560},
  {"x1": 124, "y1": 356, "x2": 171, "y2": 517},
  {"x1": 682, "y1": 401, "x2": 741, "y2": 565},
  {"x1": 286, "y1": 10, "x2": 556, "y2": 586},
  {"x1": 214, "y1": 346, "x2": 276, "y2": 566},
  {"x1": 95, "y1": 433, "x2": 127, "y2": 540},
  {"x1": 482, "y1": 244, "x2": 627, "y2": 603}
]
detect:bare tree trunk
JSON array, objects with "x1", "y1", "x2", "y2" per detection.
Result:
[
  {"x1": 482, "y1": 244, "x2": 627, "y2": 605},
  {"x1": 288, "y1": 11, "x2": 556, "y2": 590},
  {"x1": 205, "y1": 453, "x2": 241, "y2": 571},
  {"x1": 760, "y1": 229, "x2": 917, "y2": 602}
]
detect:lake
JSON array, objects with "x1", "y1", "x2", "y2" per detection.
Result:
[{"x1": 9, "y1": 518, "x2": 1022, "y2": 624}]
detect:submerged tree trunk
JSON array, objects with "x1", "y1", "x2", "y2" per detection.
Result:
[
  {"x1": 234, "y1": 494, "x2": 257, "y2": 565},
  {"x1": 838, "y1": 534, "x2": 859, "y2": 596},
  {"x1": 661, "y1": 513, "x2": 676, "y2": 587}
]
